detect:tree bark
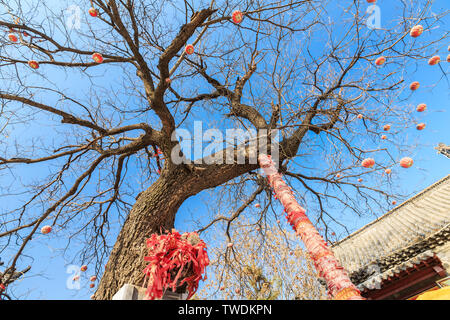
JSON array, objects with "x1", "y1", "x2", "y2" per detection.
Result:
[
  {"x1": 94, "y1": 160, "x2": 258, "y2": 299},
  {"x1": 94, "y1": 167, "x2": 193, "y2": 299}
]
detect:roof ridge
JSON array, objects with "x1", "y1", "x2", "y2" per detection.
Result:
[{"x1": 332, "y1": 174, "x2": 450, "y2": 248}]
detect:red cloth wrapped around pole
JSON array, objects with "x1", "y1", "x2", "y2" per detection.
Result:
[{"x1": 258, "y1": 154, "x2": 364, "y2": 300}]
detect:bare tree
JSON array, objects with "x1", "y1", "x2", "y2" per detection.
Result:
[
  {"x1": 196, "y1": 219, "x2": 326, "y2": 300},
  {"x1": 0, "y1": 0, "x2": 447, "y2": 299}
]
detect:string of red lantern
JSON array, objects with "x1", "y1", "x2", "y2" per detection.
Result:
[{"x1": 258, "y1": 154, "x2": 364, "y2": 300}]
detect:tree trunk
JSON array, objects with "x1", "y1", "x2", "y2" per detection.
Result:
[
  {"x1": 94, "y1": 161, "x2": 257, "y2": 299},
  {"x1": 94, "y1": 167, "x2": 194, "y2": 300}
]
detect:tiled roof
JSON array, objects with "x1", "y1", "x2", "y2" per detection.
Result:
[{"x1": 331, "y1": 174, "x2": 450, "y2": 288}]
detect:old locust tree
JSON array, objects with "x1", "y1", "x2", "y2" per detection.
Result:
[{"x1": 0, "y1": 0, "x2": 445, "y2": 299}]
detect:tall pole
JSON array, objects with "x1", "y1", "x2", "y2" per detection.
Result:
[{"x1": 258, "y1": 154, "x2": 364, "y2": 300}]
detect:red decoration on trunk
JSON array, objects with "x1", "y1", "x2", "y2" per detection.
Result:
[
  {"x1": 258, "y1": 154, "x2": 364, "y2": 300},
  {"x1": 361, "y1": 158, "x2": 375, "y2": 168},
  {"x1": 143, "y1": 230, "x2": 209, "y2": 300},
  {"x1": 185, "y1": 44, "x2": 194, "y2": 55},
  {"x1": 375, "y1": 56, "x2": 386, "y2": 66},
  {"x1": 400, "y1": 157, "x2": 413, "y2": 168},
  {"x1": 428, "y1": 56, "x2": 440, "y2": 65},
  {"x1": 92, "y1": 53, "x2": 103, "y2": 63},
  {"x1": 41, "y1": 225, "x2": 52, "y2": 234},
  {"x1": 409, "y1": 25, "x2": 423, "y2": 38},
  {"x1": 409, "y1": 81, "x2": 420, "y2": 90}
]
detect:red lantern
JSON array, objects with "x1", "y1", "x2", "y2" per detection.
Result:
[
  {"x1": 447, "y1": 54, "x2": 450, "y2": 63},
  {"x1": 357, "y1": 178, "x2": 363, "y2": 182},
  {"x1": 254, "y1": 203, "x2": 261, "y2": 208},
  {"x1": 73, "y1": 275, "x2": 80, "y2": 281},
  {"x1": 416, "y1": 103, "x2": 427, "y2": 112},
  {"x1": 8, "y1": 33, "x2": 18, "y2": 42},
  {"x1": 41, "y1": 225, "x2": 52, "y2": 234},
  {"x1": 392, "y1": 200, "x2": 397, "y2": 205},
  {"x1": 428, "y1": 55, "x2": 440, "y2": 66},
  {"x1": 90, "y1": 276, "x2": 97, "y2": 282},
  {"x1": 232, "y1": 10, "x2": 243, "y2": 24},
  {"x1": 0, "y1": 283, "x2": 6, "y2": 291},
  {"x1": 383, "y1": 124, "x2": 391, "y2": 131},
  {"x1": 80, "y1": 265, "x2": 88, "y2": 272},
  {"x1": 28, "y1": 60, "x2": 39, "y2": 69},
  {"x1": 89, "y1": 7, "x2": 98, "y2": 17},
  {"x1": 361, "y1": 158, "x2": 375, "y2": 168},
  {"x1": 185, "y1": 44, "x2": 194, "y2": 55},
  {"x1": 90, "y1": 283, "x2": 95, "y2": 288},
  {"x1": 409, "y1": 81, "x2": 420, "y2": 90},
  {"x1": 375, "y1": 56, "x2": 386, "y2": 66},
  {"x1": 381, "y1": 135, "x2": 387, "y2": 140},
  {"x1": 400, "y1": 157, "x2": 413, "y2": 168},
  {"x1": 336, "y1": 173, "x2": 341, "y2": 178},
  {"x1": 357, "y1": 114, "x2": 363, "y2": 119},
  {"x1": 416, "y1": 123, "x2": 426, "y2": 131},
  {"x1": 385, "y1": 168, "x2": 391, "y2": 174},
  {"x1": 409, "y1": 25, "x2": 423, "y2": 38},
  {"x1": 367, "y1": 0, "x2": 376, "y2": 3},
  {"x1": 92, "y1": 53, "x2": 103, "y2": 63}
]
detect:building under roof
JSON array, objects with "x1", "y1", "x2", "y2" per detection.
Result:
[{"x1": 332, "y1": 174, "x2": 450, "y2": 300}]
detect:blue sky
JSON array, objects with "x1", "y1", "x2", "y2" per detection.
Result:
[{"x1": 0, "y1": 0, "x2": 449, "y2": 299}]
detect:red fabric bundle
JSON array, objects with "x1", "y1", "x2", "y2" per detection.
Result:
[{"x1": 143, "y1": 230, "x2": 209, "y2": 300}]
